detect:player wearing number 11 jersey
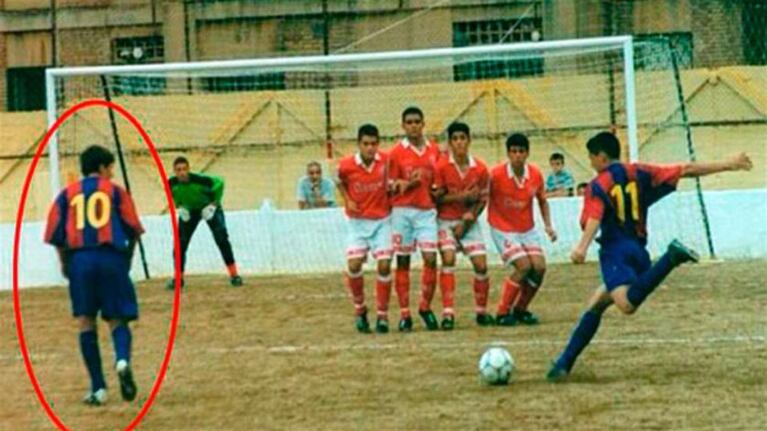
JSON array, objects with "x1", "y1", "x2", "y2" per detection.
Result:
[
  {"x1": 547, "y1": 132, "x2": 752, "y2": 381},
  {"x1": 45, "y1": 145, "x2": 145, "y2": 406}
]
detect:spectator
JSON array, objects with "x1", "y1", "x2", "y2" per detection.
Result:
[
  {"x1": 545, "y1": 152, "x2": 576, "y2": 198},
  {"x1": 297, "y1": 161, "x2": 336, "y2": 209},
  {"x1": 576, "y1": 182, "x2": 588, "y2": 197}
]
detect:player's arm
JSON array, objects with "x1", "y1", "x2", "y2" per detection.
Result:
[
  {"x1": 536, "y1": 183, "x2": 557, "y2": 242},
  {"x1": 571, "y1": 218, "x2": 599, "y2": 264},
  {"x1": 680, "y1": 153, "x2": 752, "y2": 177},
  {"x1": 335, "y1": 166, "x2": 358, "y2": 213},
  {"x1": 44, "y1": 193, "x2": 69, "y2": 276}
]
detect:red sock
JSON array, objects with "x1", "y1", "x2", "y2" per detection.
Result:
[
  {"x1": 439, "y1": 267, "x2": 456, "y2": 317},
  {"x1": 226, "y1": 263, "x2": 239, "y2": 277},
  {"x1": 346, "y1": 271, "x2": 366, "y2": 316},
  {"x1": 496, "y1": 278, "x2": 521, "y2": 316},
  {"x1": 473, "y1": 273, "x2": 490, "y2": 314},
  {"x1": 395, "y1": 267, "x2": 410, "y2": 318},
  {"x1": 375, "y1": 274, "x2": 392, "y2": 319},
  {"x1": 514, "y1": 281, "x2": 540, "y2": 313},
  {"x1": 418, "y1": 266, "x2": 438, "y2": 312}
]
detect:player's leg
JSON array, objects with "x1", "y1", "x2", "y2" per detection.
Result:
[
  {"x1": 496, "y1": 256, "x2": 531, "y2": 326},
  {"x1": 391, "y1": 207, "x2": 415, "y2": 332},
  {"x1": 346, "y1": 257, "x2": 371, "y2": 333},
  {"x1": 167, "y1": 213, "x2": 201, "y2": 290},
  {"x1": 206, "y1": 207, "x2": 242, "y2": 287},
  {"x1": 514, "y1": 252, "x2": 545, "y2": 325},
  {"x1": 461, "y1": 223, "x2": 491, "y2": 326},
  {"x1": 547, "y1": 286, "x2": 613, "y2": 381},
  {"x1": 77, "y1": 316, "x2": 108, "y2": 405},
  {"x1": 438, "y1": 247, "x2": 457, "y2": 330},
  {"x1": 415, "y1": 209, "x2": 439, "y2": 331},
  {"x1": 371, "y1": 219, "x2": 394, "y2": 333}
]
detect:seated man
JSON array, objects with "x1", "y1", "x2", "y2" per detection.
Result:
[
  {"x1": 545, "y1": 152, "x2": 576, "y2": 198},
  {"x1": 297, "y1": 161, "x2": 337, "y2": 209}
]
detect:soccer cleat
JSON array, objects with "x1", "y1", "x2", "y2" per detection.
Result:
[
  {"x1": 230, "y1": 275, "x2": 243, "y2": 287},
  {"x1": 495, "y1": 313, "x2": 517, "y2": 327},
  {"x1": 116, "y1": 360, "x2": 137, "y2": 402},
  {"x1": 513, "y1": 310, "x2": 540, "y2": 326},
  {"x1": 82, "y1": 388, "x2": 108, "y2": 406},
  {"x1": 475, "y1": 313, "x2": 495, "y2": 327},
  {"x1": 667, "y1": 239, "x2": 700, "y2": 266},
  {"x1": 375, "y1": 318, "x2": 389, "y2": 334},
  {"x1": 546, "y1": 361, "x2": 569, "y2": 382},
  {"x1": 165, "y1": 277, "x2": 185, "y2": 291},
  {"x1": 418, "y1": 309, "x2": 439, "y2": 331},
  {"x1": 355, "y1": 313, "x2": 372, "y2": 334},
  {"x1": 398, "y1": 316, "x2": 413, "y2": 332},
  {"x1": 441, "y1": 315, "x2": 455, "y2": 331}
]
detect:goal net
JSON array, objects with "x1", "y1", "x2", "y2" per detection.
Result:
[{"x1": 45, "y1": 36, "x2": 712, "y2": 277}]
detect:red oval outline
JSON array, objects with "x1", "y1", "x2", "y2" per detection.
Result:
[{"x1": 12, "y1": 99, "x2": 182, "y2": 431}]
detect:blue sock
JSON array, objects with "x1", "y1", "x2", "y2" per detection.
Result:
[
  {"x1": 626, "y1": 253, "x2": 675, "y2": 308},
  {"x1": 555, "y1": 310, "x2": 602, "y2": 372},
  {"x1": 79, "y1": 330, "x2": 106, "y2": 392},
  {"x1": 111, "y1": 325, "x2": 132, "y2": 364}
]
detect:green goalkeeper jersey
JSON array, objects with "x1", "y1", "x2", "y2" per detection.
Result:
[{"x1": 168, "y1": 172, "x2": 224, "y2": 211}]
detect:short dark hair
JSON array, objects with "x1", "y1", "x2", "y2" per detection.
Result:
[
  {"x1": 577, "y1": 182, "x2": 588, "y2": 189},
  {"x1": 586, "y1": 131, "x2": 621, "y2": 160},
  {"x1": 447, "y1": 122, "x2": 470, "y2": 139},
  {"x1": 549, "y1": 152, "x2": 565, "y2": 162},
  {"x1": 173, "y1": 156, "x2": 189, "y2": 167},
  {"x1": 401, "y1": 106, "x2": 424, "y2": 122},
  {"x1": 80, "y1": 145, "x2": 115, "y2": 176},
  {"x1": 357, "y1": 123, "x2": 380, "y2": 141},
  {"x1": 506, "y1": 133, "x2": 529, "y2": 152},
  {"x1": 307, "y1": 161, "x2": 322, "y2": 171}
]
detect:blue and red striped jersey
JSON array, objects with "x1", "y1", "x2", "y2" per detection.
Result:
[
  {"x1": 581, "y1": 162, "x2": 683, "y2": 245},
  {"x1": 45, "y1": 177, "x2": 145, "y2": 251}
]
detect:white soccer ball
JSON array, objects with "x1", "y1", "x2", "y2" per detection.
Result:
[{"x1": 478, "y1": 347, "x2": 515, "y2": 385}]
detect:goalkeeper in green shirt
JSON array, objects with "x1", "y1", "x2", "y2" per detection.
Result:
[{"x1": 167, "y1": 157, "x2": 243, "y2": 288}]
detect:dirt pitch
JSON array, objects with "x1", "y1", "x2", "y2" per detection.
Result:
[{"x1": 2, "y1": 260, "x2": 765, "y2": 430}]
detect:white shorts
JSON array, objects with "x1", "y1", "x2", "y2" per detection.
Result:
[
  {"x1": 346, "y1": 217, "x2": 393, "y2": 261},
  {"x1": 490, "y1": 227, "x2": 544, "y2": 265},
  {"x1": 438, "y1": 219, "x2": 486, "y2": 257},
  {"x1": 391, "y1": 207, "x2": 438, "y2": 255}
]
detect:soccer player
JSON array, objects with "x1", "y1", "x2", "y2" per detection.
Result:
[
  {"x1": 546, "y1": 132, "x2": 752, "y2": 381},
  {"x1": 44, "y1": 145, "x2": 144, "y2": 406},
  {"x1": 431, "y1": 122, "x2": 493, "y2": 329},
  {"x1": 166, "y1": 157, "x2": 242, "y2": 289},
  {"x1": 488, "y1": 133, "x2": 557, "y2": 326},
  {"x1": 388, "y1": 106, "x2": 442, "y2": 332},
  {"x1": 336, "y1": 124, "x2": 393, "y2": 333}
]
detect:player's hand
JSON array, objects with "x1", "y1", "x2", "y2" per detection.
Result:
[
  {"x1": 461, "y1": 212, "x2": 475, "y2": 223},
  {"x1": 177, "y1": 207, "x2": 191, "y2": 222},
  {"x1": 570, "y1": 246, "x2": 587, "y2": 264},
  {"x1": 545, "y1": 226, "x2": 558, "y2": 242},
  {"x1": 729, "y1": 152, "x2": 752, "y2": 171},
  {"x1": 463, "y1": 186, "x2": 481, "y2": 204},
  {"x1": 346, "y1": 200, "x2": 359, "y2": 213},
  {"x1": 408, "y1": 169, "x2": 422, "y2": 188},
  {"x1": 201, "y1": 204, "x2": 217, "y2": 221},
  {"x1": 452, "y1": 222, "x2": 466, "y2": 240}
]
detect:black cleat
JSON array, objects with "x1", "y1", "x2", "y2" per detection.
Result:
[
  {"x1": 398, "y1": 316, "x2": 413, "y2": 332},
  {"x1": 116, "y1": 360, "x2": 137, "y2": 402},
  {"x1": 375, "y1": 318, "x2": 389, "y2": 334},
  {"x1": 513, "y1": 310, "x2": 540, "y2": 326},
  {"x1": 495, "y1": 313, "x2": 517, "y2": 327},
  {"x1": 441, "y1": 315, "x2": 455, "y2": 331},
  {"x1": 667, "y1": 239, "x2": 700, "y2": 266},
  {"x1": 355, "y1": 313, "x2": 372, "y2": 333},
  {"x1": 165, "y1": 277, "x2": 185, "y2": 291},
  {"x1": 546, "y1": 361, "x2": 569, "y2": 383},
  {"x1": 476, "y1": 313, "x2": 495, "y2": 327},
  {"x1": 230, "y1": 275, "x2": 243, "y2": 287},
  {"x1": 418, "y1": 309, "x2": 439, "y2": 331}
]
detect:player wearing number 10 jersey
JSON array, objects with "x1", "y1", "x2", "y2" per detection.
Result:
[
  {"x1": 547, "y1": 132, "x2": 753, "y2": 381},
  {"x1": 45, "y1": 145, "x2": 144, "y2": 406}
]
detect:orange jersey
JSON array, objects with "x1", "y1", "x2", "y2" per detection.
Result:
[
  {"x1": 337, "y1": 152, "x2": 390, "y2": 220},
  {"x1": 434, "y1": 154, "x2": 490, "y2": 220},
  {"x1": 388, "y1": 138, "x2": 441, "y2": 210},
  {"x1": 488, "y1": 162, "x2": 546, "y2": 233}
]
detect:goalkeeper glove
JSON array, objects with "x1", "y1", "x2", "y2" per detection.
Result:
[
  {"x1": 201, "y1": 204, "x2": 217, "y2": 221},
  {"x1": 177, "y1": 207, "x2": 191, "y2": 222}
]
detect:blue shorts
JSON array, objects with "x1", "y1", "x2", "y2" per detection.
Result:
[
  {"x1": 599, "y1": 240, "x2": 651, "y2": 292},
  {"x1": 67, "y1": 248, "x2": 138, "y2": 321}
]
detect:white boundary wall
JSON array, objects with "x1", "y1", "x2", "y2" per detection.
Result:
[{"x1": 3, "y1": 189, "x2": 765, "y2": 290}]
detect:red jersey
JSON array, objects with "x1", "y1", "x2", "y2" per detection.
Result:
[
  {"x1": 434, "y1": 154, "x2": 489, "y2": 220},
  {"x1": 581, "y1": 162, "x2": 682, "y2": 244},
  {"x1": 388, "y1": 138, "x2": 441, "y2": 210},
  {"x1": 45, "y1": 176, "x2": 145, "y2": 251},
  {"x1": 337, "y1": 152, "x2": 390, "y2": 220},
  {"x1": 488, "y1": 162, "x2": 546, "y2": 233}
]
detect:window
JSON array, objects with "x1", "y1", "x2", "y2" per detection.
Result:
[
  {"x1": 743, "y1": 0, "x2": 767, "y2": 65},
  {"x1": 110, "y1": 36, "x2": 166, "y2": 96},
  {"x1": 7, "y1": 67, "x2": 46, "y2": 111},
  {"x1": 203, "y1": 74, "x2": 287, "y2": 93},
  {"x1": 634, "y1": 33, "x2": 693, "y2": 70},
  {"x1": 452, "y1": 18, "x2": 544, "y2": 81}
]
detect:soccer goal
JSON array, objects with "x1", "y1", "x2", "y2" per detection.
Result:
[{"x1": 43, "y1": 35, "x2": 713, "y2": 277}]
